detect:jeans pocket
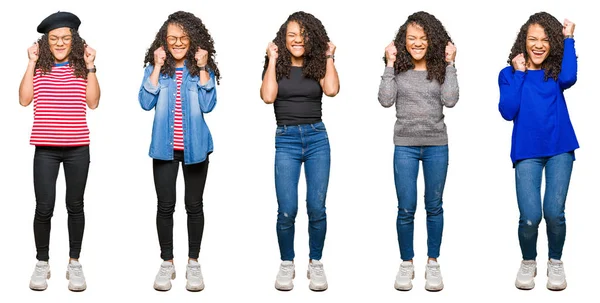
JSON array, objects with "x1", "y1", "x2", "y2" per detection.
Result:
[
  {"x1": 311, "y1": 123, "x2": 327, "y2": 132},
  {"x1": 275, "y1": 126, "x2": 286, "y2": 136}
]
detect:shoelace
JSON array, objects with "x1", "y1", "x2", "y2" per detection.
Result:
[
  {"x1": 520, "y1": 263, "x2": 535, "y2": 275},
  {"x1": 427, "y1": 265, "x2": 440, "y2": 278},
  {"x1": 188, "y1": 265, "x2": 202, "y2": 278},
  {"x1": 549, "y1": 263, "x2": 564, "y2": 276},
  {"x1": 399, "y1": 265, "x2": 412, "y2": 276},
  {"x1": 34, "y1": 265, "x2": 48, "y2": 276},
  {"x1": 159, "y1": 265, "x2": 173, "y2": 277},
  {"x1": 310, "y1": 264, "x2": 324, "y2": 277},
  {"x1": 280, "y1": 265, "x2": 293, "y2": 277},
  {"x1": 69, "y1": 265, "x2": 83, "y2": 277}
]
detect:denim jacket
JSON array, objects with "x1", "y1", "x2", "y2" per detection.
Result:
[{"x1": 138, "y1": 64, "x2": 216, "y2": 164}]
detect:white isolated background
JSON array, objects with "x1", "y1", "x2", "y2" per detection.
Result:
[{"x1": 0, "y1": 0, "x2": 596, "y2": 302}]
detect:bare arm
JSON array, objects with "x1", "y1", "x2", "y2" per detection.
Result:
[
  {"x1": 19, "y1": 43, "x2": 39, "y2": 107},
  {"x1": 19, "y1": 61, "x2": 37, "y2": 106},
  {"x1": 84, "y1": 45, "x2": 100, "y2": 109},
  {"x1": 260, "y1": 42, "x2": 279, "y2": 104},
  {"x1": 319, "y1": 42, "x2": 339, "y2": 96}
]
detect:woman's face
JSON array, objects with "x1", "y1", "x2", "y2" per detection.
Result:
[
  {"x1": 525, "y1": 24, "x2": 550, "y2": 70},
  {"x1": 405, "y1": 23, "x2": 428, "y2": 63},
  {"x1": 285, "y1": 21, "x2": 305, "y2": 59},
  {"x1": 166, "y1": 23, "x2": 190, "y2": 65},
  {"x1": 48, "y1": 27, "x2": 72, "y2": 63}
]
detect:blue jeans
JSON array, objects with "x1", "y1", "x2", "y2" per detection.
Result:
[
  {"x1": 275, "y1": 122, "x2": 330, "y2": 261},
  {"x1": 515, "y1": 152, "x2": 574, "y2": 260},
  {"x1": 394, "y1": 145, "x2": 448, "y2": 261}
]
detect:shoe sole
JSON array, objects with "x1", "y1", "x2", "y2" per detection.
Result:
[
  {"x1": 307, "y1": 270, "x2": 327, "y2": 291},
  {"x1": 66, "y1": 271, "x2": 87, "y2": 292},
  {"x1": 516, "y1": 269, "x2": 537, "y2": 290},
  {"x1": 424, "y1": 271, "x2": 443, "y2": 291},
  {"x1": 275, "y1": 271, "x2": 295, "y2": 291},
  {"x1": 30, "y1": 271, "x2": 51, "y2": 291},
  {"x1": 425, "y1": 283, "x2": 444, "y2": 292},
  {"x1": 154, "y1": 271, "x2": 176, "y2": 291},
  {"x1": 186, "y1": 283, "x2": 205, "y2": 292},
  {"x1": 394, "y1": 271, "x2": 414, "y2": 291},
  {"x1": 546, "y1": 281, "x2": 567, "y2": 291}
]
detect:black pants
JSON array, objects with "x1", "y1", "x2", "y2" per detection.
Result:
[
  {"x1": 154, "y1": 151, "x2": 209, "y2": 260},
  {"x1": 33, "y1": 146, "x2": 90, "y2": 261}
]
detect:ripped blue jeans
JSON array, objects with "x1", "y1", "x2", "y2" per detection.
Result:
[
  {"x1": 274, "y1": 122, "x2": 330, "y2": 261},
  {"x1": 394, "y1": 145, "x2": 448, "y2": 261},
  {"x1": 515, "y1": 152, "x2": 574, "y2": 261}
]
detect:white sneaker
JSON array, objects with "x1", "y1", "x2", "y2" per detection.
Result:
[
  {"x1": 424, "y1": 260, "x2": 443, "y2": 291},
  {"x1": 515, "y1": 260, "x2": 537, "y2": 290},
  {"x1": 29, "y1": 261, "x2": 51, "y2": 291},
  {"x1": 66, "y1": 260, "x2": 87, "y2": 291},
  {"x1": 154, "y1": 261, "x2": 176, "y2": 291},
  {"x1": 186, "y1": 260, "x2": 205, "y2": 292},
  {"x1": 275, "y1": 261, "x2": 295, "y2": 291},
  {"x1": 394, "y1": 261, "x2": 414, "y2": 291},
  {"x1": 307, "y1": 260, "x2": 328, "y2": 291},
  {"x1": 546, "y1": 259, "x2": 567, "y2": 291}
]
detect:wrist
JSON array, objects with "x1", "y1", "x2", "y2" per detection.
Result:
[
  {"x1": 447, "y1": 60, "x2": 455, "y2": 67},
  {"x1": 564, "y1": 34, "x2": 574, "y2": 39},
  {"x1": 87, "y1": 65, "x2": 96, "y2": 73},
  {"x1": 86, "y1": 63, "x2": 95, "y2": 69}
]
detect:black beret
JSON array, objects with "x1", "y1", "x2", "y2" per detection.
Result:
[{"x1": 37, "y1": 11, "x2": 81, "y2": 34}]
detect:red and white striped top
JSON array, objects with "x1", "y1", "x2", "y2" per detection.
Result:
[
  {"x1": 174, "y1": 69, "x2": 184, "y2": 150},
  {"x1": 30, "y1": 63, "x2": 89, "y2": 146}
]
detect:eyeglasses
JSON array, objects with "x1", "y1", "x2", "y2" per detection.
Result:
[
  {"x1": 48, "y1": 35, "x2": 72, "y2": 45},
  {"x1": 166, "y1": 35, "x2": 190, "y2": 45}
]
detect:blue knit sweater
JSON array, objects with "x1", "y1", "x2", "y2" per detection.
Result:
[{"x1": 498, "y1": 38, "x2": 579, "y2": 164}]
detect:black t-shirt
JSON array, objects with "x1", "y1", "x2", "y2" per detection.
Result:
[{"x1": 263, "y1": 66, "x2": 323, "y2": 126}]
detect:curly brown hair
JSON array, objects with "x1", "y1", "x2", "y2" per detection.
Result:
[
  {"x1": 263, "y1": 11, "x2": 330, "y2": 81},
  {"x1": 508, "y1": 12, "x2": 563, "y2": 81},
  {"x1": 385, "y1": 11, "x2": 453, "y2": 84},
  {"x1": 143, "y1": 11, "x2": 221, "y2": 84},
  {"x1": 36, "y1": 29, "x2": 88, "y2": 79}
]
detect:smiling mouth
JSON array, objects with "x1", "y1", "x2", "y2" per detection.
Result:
[{"x1": 532, "y1": 50, "x2": 545, "y2": 56}]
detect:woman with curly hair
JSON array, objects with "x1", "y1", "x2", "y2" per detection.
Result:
[
  {"x1": 260, "y1": 11, "x2": 339, "y2": 292},
  {"x1": 378, "y1": 11, "x2": 458, "y2": 292},
  {"x1": 19, "y1": 11, "x2": 100, "y2": 292},
  {"x1": 138, "y1": 10, "x2": 219, "y2": 292},
  {"x1": 499, "y1": 12, "x2": 578, "y2": 291}
]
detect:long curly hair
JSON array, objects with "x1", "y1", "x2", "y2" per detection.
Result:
[
  {"x1": 263, "y1": 11, "x2": 330, "y2": 81},
  {"x1": 508, "y1": 12, "x2": 563, "y2": 81},
  {"x1": 36, "y1": 29, "x2": 88, "y2": 79},
  {"x1": 385, "y1": 11, "x2": 452, "y2": 84},
  {"x1": 143, "y1": 11, "x2": 220, "y2": 84}
]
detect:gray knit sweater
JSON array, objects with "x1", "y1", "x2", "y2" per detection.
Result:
[{"x1": 378, "y1": 66, "x2": 459, "y2": 146}]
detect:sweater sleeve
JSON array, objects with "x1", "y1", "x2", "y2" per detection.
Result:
[
  {"x1": 441, "y1": 65, "x2": 459, "y2": 107},
  {"x1": 378, "y1": 67, "x2": 397, "y2": 108},
  {"x1": 558, "y1": 38, "x2": 577, "y2": 90},
  {"x1": 498, "y1": 67, "x2": 526, "y2": 121}
]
